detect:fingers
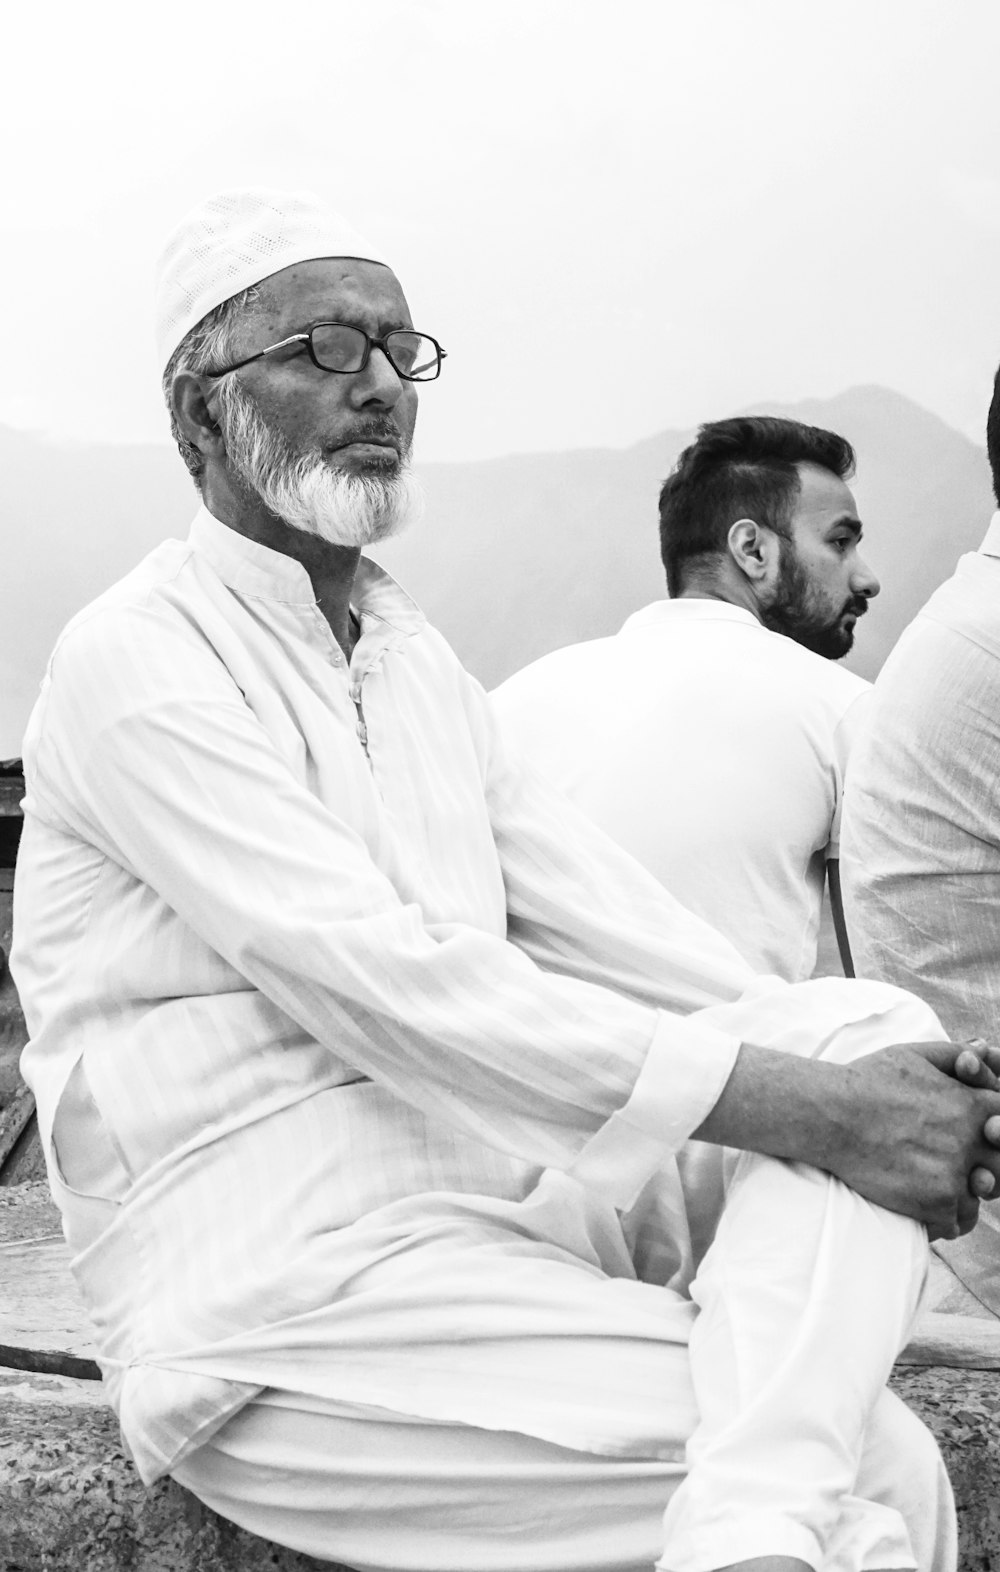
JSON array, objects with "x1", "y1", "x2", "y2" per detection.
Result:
[
  {"x1": 903, "y1": 1040, "x2": 967, "y2": 1074},
  {"x1": 955, "y1": 1194, "x2": 982, "y2": 1237},
  {"x1": 956, "y1": 1049, "x2": 989, "y2": 1086},
  {"x1": 970, "y1": 1135, "x2": 1000, "y2": 1187},
  {"x1": 970, "y1": 1165, "x2": 997, "y2": 1199},
  {"x1": 960, "y1": 1065, "x2": 1000, "y2": 1157},
  {"x1": 973, "y1": 1043, "x2": 1000, "y2": 1078},
  {"x1": 903, "y1": 1040, "x2": 1000, "y2": 1091},
  {"x1": 954, "y1": 1047, "x2": 1000, "y2": 1091},
  {"x1": 929, "y1": 1197, "x2": 980, "y2": 1242}
]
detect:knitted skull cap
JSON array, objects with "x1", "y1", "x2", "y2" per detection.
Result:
[{"x1": 155, "y1": 186, "x2": 390, "y2": 368}]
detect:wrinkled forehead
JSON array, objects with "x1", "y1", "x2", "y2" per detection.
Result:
[{"x1": 251, "y1": 256, "x2": 411, "y2": 333}]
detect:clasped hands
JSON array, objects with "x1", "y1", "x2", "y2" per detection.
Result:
[
  {"x1": 837, "y1": 1038, "x2": 1000, "y2": 1241},
  {"x1": 954, "y1": 1039, "x2": 1000, "y2": 1199}
]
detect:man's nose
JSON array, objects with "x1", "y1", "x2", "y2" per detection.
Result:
[
  {"x1": 352, "y1": 345, "x2": 405, "y2": 408},
  {"x1": 853, "y1": 555, "x2": 881, "y2": 601}
]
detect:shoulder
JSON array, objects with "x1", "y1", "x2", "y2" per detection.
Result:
[
  {"x1": 41, "y1": 539, "x2": 243, "y2": 732},
  {"x1": 905, "y1": 554, "x2": 1000, "y2": 667},
  {"x1": 871, "y1": 558, "x2": 1000, "y2": 708},
  {"x1": 756, "y1": 630, "x2": 871, "y2": 714},
  {"x1": 923, "y1": 550, "x2": 1000, "y2": 623},
  {"x1": 492, "y1": 635, "x2": 613, "y2": 713},
  {"x1": 49, "y1": 539, "x2": 197, "y2": 665}
]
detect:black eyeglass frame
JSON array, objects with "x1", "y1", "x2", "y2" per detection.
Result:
[{"x1": 207, "y1": 322, "x2": 447, "y2": 382}]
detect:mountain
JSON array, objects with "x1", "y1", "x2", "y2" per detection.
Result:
[
  {"x1": 376, "y1": 385, "x2": 995, "y2": 688},
  {"x1": 2, "y1": 425, "x2": 195, "y2": 755},
  {"x1": 0, "y1": 386, "x2": 993, "y2": 752}
]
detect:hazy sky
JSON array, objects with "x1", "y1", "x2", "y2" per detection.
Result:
[{"x1": 5, "y1": 0, "x2": 1000, "y2": 462}]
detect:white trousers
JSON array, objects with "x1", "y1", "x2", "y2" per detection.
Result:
[
  {"x1": 172, "y1": 1383, "x2": 951, "y2": 1572},
  {"x1": 173, "y1": 989, "x2": 956, "y2": 1572}
]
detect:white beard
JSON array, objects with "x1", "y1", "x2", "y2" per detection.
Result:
[{"x1": 217, "y1": 380, "x2": 424, "y2": 549}]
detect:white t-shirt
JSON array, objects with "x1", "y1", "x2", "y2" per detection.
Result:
[{"x1": 493, "y1": 598, "x2": 871, "y2": 982}]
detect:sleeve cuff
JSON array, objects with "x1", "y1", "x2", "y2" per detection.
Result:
[{"x1": 566, "y1": 1012, "x2": 742, "y2": 1210}]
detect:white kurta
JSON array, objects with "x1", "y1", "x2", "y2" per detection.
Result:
[
  {"x1": 842, "y1": 514, "x2": 1000, "y2": 1040},
  {"x1": 12, "y1": 508, "x2": 750, "y2": 1480},
  {"x1": 11, "y1": 510, "x2": 949, "y2": 1571},
  {"x1": 493, "y1": 600, "x2": 871, "y2": 981},
  {"x1": 841, "y1": 514, "x2": 1000, "y2": 1318}
]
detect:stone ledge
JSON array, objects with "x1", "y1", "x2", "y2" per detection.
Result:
[
  {"x1": 3, "y1": 1188, "x2": 999, "y2": 1569},
  {"x1": 891, "y1": 1365, "x2": 1000, "y2": 1572},
  {"x1": 1, "y1": 1365, "x2": 999, "y2": 1572},
  {"x1": 0, "y1": 1370, "x2": 348, "y2": 1572}
]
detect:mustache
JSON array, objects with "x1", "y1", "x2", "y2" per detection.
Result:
[
  {"x1": 845, "y1": 595, "x2": 870, "y2": 619},
  {"x1": 328, "y1": 418, "x2": 408, "y2": 454}
]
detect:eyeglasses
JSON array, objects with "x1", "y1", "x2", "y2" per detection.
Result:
[{"x1": 208, "y1": 322, "x2": 447, "y2": 382}]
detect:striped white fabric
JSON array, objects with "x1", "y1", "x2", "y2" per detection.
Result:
[
  {"x1": 13, "y1": 508, "x2": 757, "y2": 1480},
  {"x1": 12, "y1": 509, "x2": 923, "y2": 1511}
]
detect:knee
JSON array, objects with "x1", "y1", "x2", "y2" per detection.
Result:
[
  {"x1": 875, "y1": 991, "x2": 947, "y2": 1047},
  {"x1": 817, "y1": 984, "x2": 948, "y2": 1068}
]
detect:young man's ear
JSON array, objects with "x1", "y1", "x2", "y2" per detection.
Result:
[{"x1": 727, "y1": 518, "x2": 781, "y2": 584}]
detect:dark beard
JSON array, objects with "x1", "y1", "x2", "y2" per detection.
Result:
[{"x1": 760, "y1": 542, "x2": 866, "y2": 660}]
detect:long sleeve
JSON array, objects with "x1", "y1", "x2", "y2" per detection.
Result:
[
  {"x1": 3, "y1": 519, "x2": 856, "y2": 1485},
  {"x1": 26, "y1": 594, "x2": 744, "y2": 1190}
]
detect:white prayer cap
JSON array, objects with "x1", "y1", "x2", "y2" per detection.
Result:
[{"x1": 154, "y1": 186, "x2": 390, "y2": 369}]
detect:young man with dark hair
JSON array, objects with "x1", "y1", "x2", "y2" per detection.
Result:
[
  {"x1": 658, "y1": 417, "x2": 870, "y2": 656},
  {"x1": 495, "y1": 415, "x2": 878, "y2": 982}
]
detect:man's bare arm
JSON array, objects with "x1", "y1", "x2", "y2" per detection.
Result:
[{"x1": 692, "y1": 1040, "x2": 1000, "y2": 1240}]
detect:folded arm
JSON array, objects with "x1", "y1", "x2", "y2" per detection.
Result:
[{"x1": 30, "y1": 605, "x2": 747, "y2": 1189}]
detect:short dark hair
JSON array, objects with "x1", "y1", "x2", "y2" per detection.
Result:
[
  {"x1": 658, "y1": 415, "x2": 856, "y2": 596},
  {"x1": 986, "y1": 365, "x2": 1000, "y2": 506}
]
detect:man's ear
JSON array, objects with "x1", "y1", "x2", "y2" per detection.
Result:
[
  {"x1": 171, "y1": 372, "x2": 227, "y2": 467},
  {"x1": 726, "y1": 517, "x2": 780, "y2": 584}
]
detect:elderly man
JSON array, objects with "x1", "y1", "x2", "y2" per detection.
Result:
[
  {"x1": 11, "y1": 188, "x2": 1000, "y2": 1572},
  {"x1": 494, "y1": 417, "x2": 879, "y2": 983}
]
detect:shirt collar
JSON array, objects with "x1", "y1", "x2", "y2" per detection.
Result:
[
  {"x1": 620, "y1": 597, "x2": 765, "y2": 635},
  {"x1": 188, "y1": 506, "x2": 425, "y2": 634},
  {"x1": 980, "y1": 512, "x2": 1000, "y2": 560}
]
